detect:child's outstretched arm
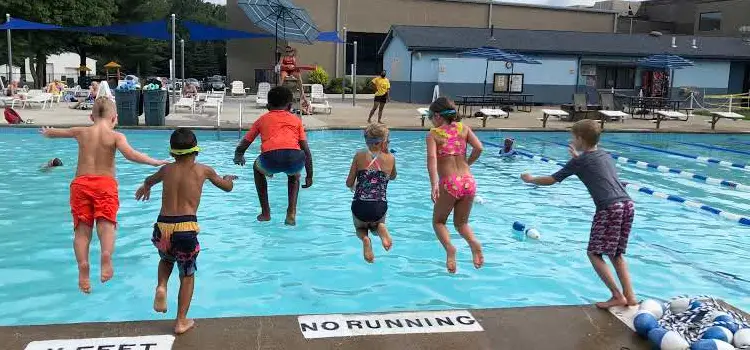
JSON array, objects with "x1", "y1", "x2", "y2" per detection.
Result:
[
  {"x1": 40, "y1": 126, "x2": 79, "y2": 139},
  {"x1": 300, "y1": 140, "x2": 314, "y2": 188},
  {"x1": 520, "y1": 174, "x2": 557, "y2": 186},
  {"x1": 136, "y1": 166, "x2": 166, "y2": 201},
  {"x1": 115, "y1": 133, "x2": 167, "y2": 167},
  {"x1": 204, "y1": 165, "x2": 236, "y2": 192},
  {"x1": 465, "y1": 126, "x2": 483, "y2": 166}
]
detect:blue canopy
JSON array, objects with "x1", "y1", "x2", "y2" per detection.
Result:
[
  {"x1": 316, "y1": 31, "x2": 343, "y2": 43},
  {"x1": 184, "y1": 21, "x2": 272, "y2": 41},
  {"x1": 637, "y1": 54, "x2": 694, "y2": 70},
  {"x1": 0, "y1": 18, "x2": 62, "y2": 30},
  {"x1": 238, "y1": 0, "x2": 320, "y2": 44},
  {"x1": 65, "y1": 20, "x2": 171, "y2": 40},
  {"x1": 459, "y1": 46, "x2": 541, "y2": 64}
]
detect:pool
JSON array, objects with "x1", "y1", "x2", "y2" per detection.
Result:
[{"x1": 0, "y1": 128, "x2": 748, "y2": 326}]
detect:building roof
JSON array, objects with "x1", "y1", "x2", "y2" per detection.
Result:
[
  {"x1": 439, "y1": 0, "x2": 617, "y2": 14},
  {"x1": 381, "y1": 25, "x2": 750, "y2": 60}
]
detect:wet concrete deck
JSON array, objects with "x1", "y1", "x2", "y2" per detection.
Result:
[{"x1": 2, "y1": 305, "x2": 649, "y2": 350}]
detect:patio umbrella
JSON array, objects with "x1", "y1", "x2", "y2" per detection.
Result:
[
  {"x1": 237, "y1": 0, "x2": 320, "y2": 59},
  {"x1": 459, "y1": 46, "x2": 541, "y2": 97},
  {"x1": 637, "y1": 54, "x2": 694, "y2": 97}
]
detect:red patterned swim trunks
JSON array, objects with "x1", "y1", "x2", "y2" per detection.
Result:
[{"x1": 588, "y1": 201, "x2": 635, "y2": 256}]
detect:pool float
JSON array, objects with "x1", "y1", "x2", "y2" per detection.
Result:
[{"x1": 512, "y1": 221, "x2": 540, "y2": 240}]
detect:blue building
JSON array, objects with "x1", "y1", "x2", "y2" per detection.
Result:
[{"x1": 380, "y1": 25, "x2": 750, "y2": 104}]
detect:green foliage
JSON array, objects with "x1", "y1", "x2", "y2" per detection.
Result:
[
  {"x1": 356, "y1": 77, "x2": 376, "y2": 94},
  {"x1": 307, "y1": 66, "x2": 329, "y2": 86},
  {"x1": 326, "y1": 77, "x2": 352, "y2": 94}
]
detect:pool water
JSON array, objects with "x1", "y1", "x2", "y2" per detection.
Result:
[{"x1": 0, "y1": 129, "x2": 749, "y2": 326}]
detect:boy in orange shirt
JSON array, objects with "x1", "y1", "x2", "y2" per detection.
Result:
[
  {"x1": 234, "y1": 86, "x2": 313, "y2": 225},
  {"x1": 41, "y1": 97, "x2": 166, "y2": 293}
]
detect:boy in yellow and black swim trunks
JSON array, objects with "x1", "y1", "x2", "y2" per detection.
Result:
[{"x1": 136, "y1": 128, "x2": 237, "y2": 335}]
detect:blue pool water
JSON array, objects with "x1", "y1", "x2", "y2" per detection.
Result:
[{"x1": 0, "y1": 129, "x2": 749, "y2": 326}]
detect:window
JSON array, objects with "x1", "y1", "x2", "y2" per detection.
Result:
[
  {"x1": 699, "y1": 12, "x2": 722, "y2": 32},
  {"x1": 345, "y1": 32, "x2": 387, "y2": 75},
  {"x1": 596, "y1": 66, "x2": 635, "y2": 89}
]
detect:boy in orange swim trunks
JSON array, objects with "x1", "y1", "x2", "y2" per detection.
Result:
[
  {"x1": 40, "y1": 97, "x2": 166, "y2": 293},
  {"x1": 234, "y1": 86, "x2": 313, "y2": 226},
  {"x1": 136, "y1": 128, "x2": 236, "y2": 334}
]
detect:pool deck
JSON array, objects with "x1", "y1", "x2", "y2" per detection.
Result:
[
  {"x1": 0, "y1": 305, "x2": 649, "y2": 350},
  {"x1": 5, "y1": 96, "x2": 750, "y2": 133}
]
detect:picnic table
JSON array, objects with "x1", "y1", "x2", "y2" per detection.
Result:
[
  {"x1": 653, "y1": 110, "x2": 688, "y2": 129},
  {"x1": 538, "y1": 109, "x2": 569, "y2": 128},
  {"x1": 708, "y1": 111, "x2": 745, "y2": 130},
  {"x1": 455, "y1": 94, "x2": 534, "y2": 117}
]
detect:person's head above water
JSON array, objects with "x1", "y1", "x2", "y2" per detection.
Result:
[
  {"x1": 170, "y1": 127, "x2": 200, "y2": 160},
  {"x1": 364, "y1": 123, "x2": 389, "y2": 150},
  {"x1": 503, "y1": 138, "x2": 515, "y2": 153},
  {"x1": 428, "y1": 97, "x2": 458, "y2": 127},
  {"x1": 570, "y1": 119, "x2": 601, "y2": 151},
  {"x1": 267, "y1": 86, "x2": 294, "y2": 111},
  {"x1": 90, "y1": 97, "x2": 117, "y2": 125},
  {"x1": 49, "y1": 158, "x2": 63, "y2": 167}
]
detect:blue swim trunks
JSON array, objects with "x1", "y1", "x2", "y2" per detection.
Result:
[
  {"x1": 255, "y1": 149, "x2": 306, "y2": 175},
  {"x1": 152, "y1": 215, "x2": 200, "y2": 277}
]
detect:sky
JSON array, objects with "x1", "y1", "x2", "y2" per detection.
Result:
[{"x1": 203, "y1": 0, "x2": 604, "y2": 7}]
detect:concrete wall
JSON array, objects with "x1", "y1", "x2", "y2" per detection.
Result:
[
  {"x1": 227, "y1": 0, "x2": 617, "y2": 88},
  {"x1": 672, "y1": 60, "x2": 730, "y2": 88},
  {"x1": 693, "y1": 0, "x2": 750, "y2": 37}
]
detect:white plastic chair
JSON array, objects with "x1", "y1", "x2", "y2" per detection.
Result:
[
  {"x1": 311, "y1": 84, "x2": 328, "y2": 103},
  {"x1": 201, "y1": 97, "x2": 222, "y2": 114},
  {"x1": 231, "y1": 81, "x2": 248, "y2": 96},
  {"x1": 256, "y1": 82, "x2": 270, "y2": 108},
  {"x1": 23, "y1": 93, "x2": 53, "y2": 109},
  {"x1": 174, "y1": 97, "x2": 196, "y2": 114}
]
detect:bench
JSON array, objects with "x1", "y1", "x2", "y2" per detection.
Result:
[
  {"x1": 538, "y1": 109, "x2": 569, "y2": 128},
  {"x1": 707, "y1": 111, "x2": 745, "y2": 130},
  {"x1": 477, "y1": 108, "x2": 508, "y2": 127},
  {"x1": 653, "y1": 110, "x2": 688, "y2": 129},
  {"x1": 597, "y1": 110, "x2": 629, "y2": 128}
]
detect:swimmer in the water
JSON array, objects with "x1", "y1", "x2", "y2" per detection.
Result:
[
  {"x1": 499, "y1": 138, "x2": 517, "y2": 157},
  {"x1": 40, "y1": 158, "x2": 63, "y2": 172}
]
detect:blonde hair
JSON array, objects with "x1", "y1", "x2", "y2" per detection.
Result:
[
  {"x1": 571, "y1": 119, "x2": 601, "y2": 147},
  {"x1": 364, "y1": 123, "x2": 389, "y2": 145},
  {"x1": 92, "y1": 97, "x2": 116, "y2": 119}
]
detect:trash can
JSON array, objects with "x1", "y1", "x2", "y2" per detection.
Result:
[
  {"x1": 143, "y1": 90, "x2": 167, "y2": 126},
  {"x1": 114, "y1": 90, "x2": 140, "y2": 126}
]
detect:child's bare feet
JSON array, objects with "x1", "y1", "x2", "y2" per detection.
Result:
[
  {"x1": 100, "y1": 251, "x2": 113, "y2": 283},
  {"x1": 595, "y1": 296, "x2": 628, "y2": 309},
  {"x1": 467, "y1": 239, "x2": 484, "y2": 269},
  {"x1": 362, "y1": 236, "x2": 375, "y2": 263},
  {"x1": 625, "y1": 295, "x2": 638, "y2": 306},
  {"x1": 257, "y1": 213, "x2": 271, "y2": 222},
  {"x1": 285, "y1": 212, "x2": 296, "y2": 226},
  {"x1": 174, "y1": 319, "x2": 195, "y2": 334},
  {"x1": 376, "y1": 224, "x2": 392, "y2": 251},
  {"x1": 446, "y1": 245, "x2": 457, "y2": 273},
  {"x1": 78, "y1": 262, "x2": 91, "y2": 294},
  {"x1": 153, "y1": 287, "x2": 168, "y2": 313}
]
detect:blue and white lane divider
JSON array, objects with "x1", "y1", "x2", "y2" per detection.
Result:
[
  {"x1": 483, "y1": 143, "x2": 750, "y2": 226},
  {"x1": 676, "y1": 141, "x2": 750, "y2": 157},
  {"x1": 608, "y1": 140, "x2": 750, "y2": 172},
  {"x1": 525, "y1": 137, "x2": 748, "y2": 191}
]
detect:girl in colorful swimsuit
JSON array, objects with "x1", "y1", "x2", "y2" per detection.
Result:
[
  {"x1": 426, "y1": 97, "x2": 484, "y2": 273},
  {"x1": 346, "y1": 123, "x2": 396, "y2": 263}
]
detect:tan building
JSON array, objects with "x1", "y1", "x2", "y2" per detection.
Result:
[{"x1": 227, "y1": 0, "x2": 619, "y2": 89}]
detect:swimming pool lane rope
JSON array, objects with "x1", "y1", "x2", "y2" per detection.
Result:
[
  {"x1": 676, "y1": 141, "x2": 750, "y2": 157},
  {"x1": 527, "y1": 138, "x2": 749, "y2": 192},
  {"x1": 481, "y1": 141, "x2": 750, "y2": 226},
  {"x1": 607, "y1": 140, "x2": 750, "y2": 172}
]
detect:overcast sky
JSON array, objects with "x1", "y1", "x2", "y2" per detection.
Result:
[{"x1": 203, "y1": 0, "x2": 604, "y2": 7}]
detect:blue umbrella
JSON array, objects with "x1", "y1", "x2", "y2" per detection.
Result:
[
  {"x1": 459, "y1": 46, "x2": 541, "y2": 97},
  {"x1": 637, "y1": 54, "x2": 694, "y2": 97},
  {"x1": 237, "y1": 0, "x2": 319, "y2": 45}
]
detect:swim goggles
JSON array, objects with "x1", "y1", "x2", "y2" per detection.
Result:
[{"x1": 169, "y1": 146, "x2": 201, "y2": 155}]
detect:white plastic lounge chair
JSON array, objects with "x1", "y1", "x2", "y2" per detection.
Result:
[
  {"x1": 417, "y1": 107, "x2": 431, "y2": 126},
  {"x1": 256, "y1": 82, "x2": 271, "y2": 108},
  {"x1": 477, "y1": 108, "x2": 509, "y2": 127},
  {"x1": 539, "y1": 109, "x2": 569, "y2": 128},
  {"x1": 23, "y1": 93, "x2": 53, "y2": 109},
  {"x1": 230, "y1": 81, "x2": 248, "y2": 97},
  {"x1": 311, "y1": 84, "x2": 328, "y2": 103},
  {"x1": 174, "y1": 97, "x2": 196, "y2": 114},
  {"x1": 311, "y1": 100, "x2": 332, "y2": 114},
  {"x1": 201, "y1": 97, "x2": 223, "y2": 114}
]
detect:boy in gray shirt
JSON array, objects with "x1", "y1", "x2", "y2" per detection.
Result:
[{"x1": 521, "y1": 120, "x2": 636, "y2": 309}]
